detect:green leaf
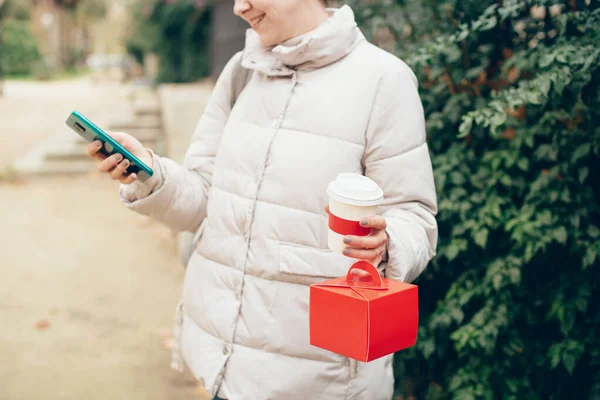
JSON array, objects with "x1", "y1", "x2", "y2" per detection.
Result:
[
  {"x1": 447, "y1": 244, "x2": 460, "y2": 261},
  {"x1": 563, "y1": 354, "x2": 577, "y2": 375},
  {"x1": 538, "y1": 210, "x2": 553, "y2": 225},
  {"x1": 451, "y1": 172, "x2": 467, "y2": 185},
  {"x1": 474, "y1": 228, "x2": 489, "y2": 248},
  {"x1": 466, "y1": 65, "x2": 486, "y2": 79},
  {"x1": 490, "y1": 112, "x2": 507, "y2": 135},
  {"x1": 583, "y1": 49, "x2": 600, "y2": 71},
  {"x1": 493, "y1": 274, "x2": 503, "y2": 290},
  {"x1": 506, "y1": 379, "x2": 519, "y2": 393},
  {"x1": 573, "y1": 143, "x2": 591, "y2": 161},
  {"x1": 509, "y1": 267, "x2": 521, "y2": 284},
  {"x1": 449, "y1": 374, "x2": 465, "y2": 391},
  {"x1": 578, "y1": 167, "x2": 589, "y2": 184},
  {"x1": 575, "y1": 296, "x2": 589, "y2": 313},
  {"x1": 583, "y1": 247, "x2": 597, "y2": 269},
  {"x1": 525, "y1": 134, "x2": 535, "y2": 148},
  {"x1": 458, "y1": 117, "x2": 473, "y2": 138},
  {"x1": 421, "y1": 337, "x2": 436, "y2": 359},
  {"x1": 450, "y1": 307, "x2": 465, "y2": 324},
  {"x1": 553, "y1": 227, "x2": 568, "y2": 245},
  {"x1": 457, "y1": 28, "x2": 470, "y2": 42},
  {"x1": 455, "y1": 392, "x2": 476, "y2": 400},
  {"x1": 540, "y1": 54, "x2": 555, "y2": 68},
  {"x1": 548, "y1": 344, "x2": 561, "y2": 369},
  {"x1": 479, "y1": 15, "x2": 498, "y2": 31},
  {"x1": 517, "y1": 158, "x2": 529, "y2": 171},
  {"x1": 500, "y1": 175, "x2": 512, "y2": 186}
]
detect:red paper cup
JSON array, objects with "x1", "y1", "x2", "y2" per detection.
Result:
[{"x1": 327, "y1": 174, "x2": 384, "y2": 254}]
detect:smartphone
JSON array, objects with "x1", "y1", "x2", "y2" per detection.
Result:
[{"x1": 66, "y1": 111, "x2": 153, "y2": 182}]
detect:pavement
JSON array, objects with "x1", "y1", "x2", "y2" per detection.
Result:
[{"x1": 0, "y1": 78, "x2": 213, "y2": 400}]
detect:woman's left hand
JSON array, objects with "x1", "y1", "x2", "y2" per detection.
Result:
[{"x1": 324, "y1": 205, "x2": 389, "y2": 275}]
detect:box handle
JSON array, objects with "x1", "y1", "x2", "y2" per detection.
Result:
[{"x1": 346, "y1": 261, "x2": 382, "y2": 287}]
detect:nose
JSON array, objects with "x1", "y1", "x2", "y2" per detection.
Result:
[{"x1": 233, "y1": 0, "x2": 251, "y2": 16}]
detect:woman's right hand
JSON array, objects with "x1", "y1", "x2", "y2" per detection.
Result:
[{"x1": 84, "y1": 131, "x2": 153, "y2": 184}]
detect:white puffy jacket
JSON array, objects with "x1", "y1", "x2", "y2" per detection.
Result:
[{"x1": 120, "y1": 5, "x2": 437, "y2": 399}]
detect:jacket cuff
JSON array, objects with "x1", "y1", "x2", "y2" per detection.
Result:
[
  {"x1": 384, "y1": 217, "x2": 435, "y2": 283},
  {"x1": 119, "y1": 149, "x2": 165, "y2": 202}
]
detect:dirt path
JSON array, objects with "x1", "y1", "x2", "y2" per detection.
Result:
[{"x1": 0, "y1": 78, "x2": 209, "y2": 400}]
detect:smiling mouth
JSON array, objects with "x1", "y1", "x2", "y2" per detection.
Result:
[{"x1": 249, "y1": 14, "x2": 265, "y2": 28}]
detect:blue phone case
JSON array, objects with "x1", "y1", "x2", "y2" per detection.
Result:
[{"x1": 66, "y1": 111, "x2": 154, "y2": 182}]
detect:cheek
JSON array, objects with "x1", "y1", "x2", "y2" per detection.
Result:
[{"x1": 258, "y1": 17, "x2": 284, "y2": 44}]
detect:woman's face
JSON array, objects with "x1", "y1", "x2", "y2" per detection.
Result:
[{"x1": 233, "y1": 0, "x2": 324, "y2": 46}]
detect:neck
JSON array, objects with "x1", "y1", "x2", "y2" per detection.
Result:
[{"x1": 284, "y1": 3, "x2": 329, "y2": 42}]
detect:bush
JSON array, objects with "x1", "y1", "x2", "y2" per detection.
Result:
[
  {"x1": 126, "y1": 0, "x2": 212, "y2": 83},
  {"x1": 350, "y1": 0, "x2": 600, "y2": 398},
  {"x1": 0, "y1": 19, "x2": 42, "y2": 76}
]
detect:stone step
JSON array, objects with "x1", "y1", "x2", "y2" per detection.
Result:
[
  {"x1": 15, "y1": 158, "x2": 96, "y2": 177},
  {"x1": 13, "y1": 93, "x2": 166, "y2": 178},
  {"x1": 133, "y1": 98, "x2": 161, "y2": 116},
  {"x1": 107, "y1": 114, "x2": 162, "y2": 130}
]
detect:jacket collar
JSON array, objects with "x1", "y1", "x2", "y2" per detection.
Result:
[{"x1": 241, "y1": 5, "x2": 364, "y2": 76}]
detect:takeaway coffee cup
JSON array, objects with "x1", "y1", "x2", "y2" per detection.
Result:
[{"x1": 327, "y1": 173, "x2": 384, "y2": 254}]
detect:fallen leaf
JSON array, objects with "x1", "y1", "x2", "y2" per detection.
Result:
[{"x1": 36, "y1": 320, "x2": 50, "y2": 331}]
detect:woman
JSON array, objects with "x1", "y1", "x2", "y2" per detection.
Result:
[{"x1": 86, "y1": 1, "x2": 438, "y2": 399}]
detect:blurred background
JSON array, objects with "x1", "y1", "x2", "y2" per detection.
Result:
[{"x1": 0, "y1": 0, "x2": 598, "y2": 399}]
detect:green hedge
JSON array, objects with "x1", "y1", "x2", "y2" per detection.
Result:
[
  {"x1": 126, "y1": 0, "x2": 212, "y2": 83},
  {"x1": 0, "y1": 19, "x2": 42, "y2": 76},
  {"x1": 349, "y1": 0, "x2": 599, "y2": 398}
]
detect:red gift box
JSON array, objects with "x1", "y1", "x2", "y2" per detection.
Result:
[{"x1": 309, "y1": 261, "x2": 418, "y2": 362}]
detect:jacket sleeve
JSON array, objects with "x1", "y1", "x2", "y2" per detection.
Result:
[
  {"x1": 363, "y1": 61, "x2": 438, "y2": 284},
  {"x1": 118, "y1": 52, "x2": 243, "y2": 233}
]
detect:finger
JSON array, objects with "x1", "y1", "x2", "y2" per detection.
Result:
[
  {"x1": 349, "y1": 268, "x2": 371, "y2": 278},
  {"x1": 97, "y1": 153, "x2": 123, "y2": 173},
  {"x1": 343, "y1": 243, "x2": 386, "y2": 260},
  {"x1": 359, "y1": 215, "x2": 387, "y2": 230},
  {"x1": 371, "y1": 254, "x2": 383, "y2": 268},
  {"x1": 105, "y1": 131, "x2": 128, "y2": 143},
  {"x1": 85, "y1": 140, "x2": 103, "y2": 157},
  {"x1": 324, "y1": 204, "x2": 330, "y2": 214},
  {"x1": 343, "y1": 231, "x2": 387, "y2": 249},
  {"x1": 119, "y1": 172, "x2": 138, "y2": 184},
  {"x1": 108, "y1": 131, "x2": 137, "y2": 153},
  {"x1": 110, "y1": 158, "x2": 130, "y2": 180}
]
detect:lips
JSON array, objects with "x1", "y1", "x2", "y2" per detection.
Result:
[{"x1": 248, "y1": 13, "x2": 265, "y2": 28}]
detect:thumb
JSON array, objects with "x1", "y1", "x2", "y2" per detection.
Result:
[
  {"x1": 349, "y1": 268, "x2": 371, "y2": 278},
  {"x1": 108, "y1": 131, "x2": 142, "y2": 153}
]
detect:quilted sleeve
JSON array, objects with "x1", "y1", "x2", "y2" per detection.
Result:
[
  {"x1": 118, "y1": 52, "x2": 243, "y2": 233},
  {"x1": 363, "y1": 60, "x2": 438, "y2": 284}
]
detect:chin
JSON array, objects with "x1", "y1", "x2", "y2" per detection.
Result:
[{"x1": 258, "y1": 33, "x2": 279, "y2": 47}]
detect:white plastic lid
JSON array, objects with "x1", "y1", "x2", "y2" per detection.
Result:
[{"x1": 327, "y1": 173, "x2": 384, "y2": 207}]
